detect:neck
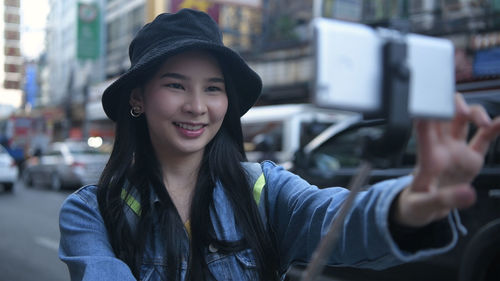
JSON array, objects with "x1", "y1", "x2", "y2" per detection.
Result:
[
  {"x1": 149, "y1": 133, "x2": 208, "y2": 222},
  {"x1": 158, "y1": 150, "x2": 203, "y2": 191},
  {"x1": 152, "y1": 145, "x2": 204, "y2": 223}
]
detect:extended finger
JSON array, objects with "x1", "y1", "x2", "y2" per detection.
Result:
[
  {"x1": 415, "y1": 120, "x2": 439, "y2": 165},
  {"x1": 437, "y1": 183, "x2": 477, "y2": 210},
  {"x1": 450, "y1": 94, "x2": 470, "y2": 140},
  {"x1": 433, "y1": 120, "x2": 450, "y2": 141},
  {"x1": 469, "y1": 104, "x2": 492, "y2": 129},
  {"x1": 470, "y1": 116, "x2": 500, "y2": 155},
  {"x1": 412, "y1": 120, "x2": 440, "y2": 192}
]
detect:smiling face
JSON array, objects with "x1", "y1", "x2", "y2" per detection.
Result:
[{"x1": 130, "y1": 51, "x2": 228, "y2": 160}]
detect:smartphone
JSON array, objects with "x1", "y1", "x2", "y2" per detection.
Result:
[{"x1": 313, "y1": 18, "x2": 455, "y2": 119}]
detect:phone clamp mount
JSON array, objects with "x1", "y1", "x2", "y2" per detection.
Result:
[
  {"x1": 300, "y1": 28, "x2": 414, "y2": 281},
  {"x1": 362, "y1": 35, "x2": 412, "y2": 166}
]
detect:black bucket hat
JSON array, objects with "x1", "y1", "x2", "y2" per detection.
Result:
[{"x1": 102, "y1": 8, "x2": 262, "y2": 121}]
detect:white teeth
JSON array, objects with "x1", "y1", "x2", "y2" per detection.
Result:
[{"x1": 175, "y1": 123, "x2": 204, "y2": 131}]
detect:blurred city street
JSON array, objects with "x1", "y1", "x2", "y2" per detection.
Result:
[
  {"x1": 0, "y1": 0, "x2": 497, "y2": 280},
  {"x1": 0, "y1": 181, "x2": 70, "y2": 281}
]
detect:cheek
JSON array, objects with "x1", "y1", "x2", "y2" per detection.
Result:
[
  {"x1": 145, "y1": 93, "x2": 180, "y2": 118},
  {"x1": 210, "y1": 96, "x2": 228, "y2": 121}
]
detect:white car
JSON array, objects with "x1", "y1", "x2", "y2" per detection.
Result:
[{"x1": 0, "y1": 145, "x2": 18, "y2": 192}]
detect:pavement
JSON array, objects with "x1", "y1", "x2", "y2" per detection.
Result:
[{"x1": 0, "y1": 181, "x2": 70, "y2": 281}]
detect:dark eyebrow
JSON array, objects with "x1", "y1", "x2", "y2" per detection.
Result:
[
  {"x1": 160, "y1": 72, "x2": 224, "y2": 84},
  {"x1": 208, "y1": 77, "x2": 225, "y2": 84},
  {"x1": 159, "y1": 73, "x2": 188, "y2": 80}
]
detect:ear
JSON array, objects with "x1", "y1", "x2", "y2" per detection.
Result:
[{"x1": 129, "y1": 88, "x2": 144, "y2": 107}]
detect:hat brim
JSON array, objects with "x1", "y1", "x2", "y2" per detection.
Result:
[{"x1": 102, "y1": 38, "x2": 262, "y2": 121}]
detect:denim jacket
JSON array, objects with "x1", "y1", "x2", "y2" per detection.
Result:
[{"x1": 59, "y1": 161, "x2": 464, "y2": 281}]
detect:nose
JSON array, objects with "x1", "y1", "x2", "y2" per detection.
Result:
[{"x1": 182, "y1": 91, "x2": 207, "y2": 116}]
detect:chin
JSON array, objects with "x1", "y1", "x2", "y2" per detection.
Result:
[{"x1": 177, "y1": 144, "x2": 206, "y2": 155}]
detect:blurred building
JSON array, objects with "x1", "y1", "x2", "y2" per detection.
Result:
[
  {"x1": 45, "y1": 0, "x2": 500, "y2": 143},
  {"x1": 105, "y1": 0, "x2": 145, "y2": 78},
  {"x1": 79, "y1": 0, "x2": 147, "y2": 142},
  {"x1": 0, "y1": 0, "x2": 22, "y2": 118},
  {"x1": 250, "y1": 0, "x2": 500, "y2": 104},
  {"x1": 246, "y1": 0, "x2": 313, "y2": 105},
  {"x1": 322, "y1": 0, "x2": 500, "y2": 91},
  {"x1": 218, "y1": 4, "x2": 262, "y2": 51},
  {"x1": 45, "y1": 0, "x2": 106, "y2": 140},
  {"x1": 102, "y1": 0, "x2": 263, "y2": 81},
  {"x1": 86, "y1": 0, "x2": 264, "y2": 141},
  {"x1": 405, "y1": 0, "x2": 500, "y2": 88},
  {"x1": 37, "y1": 53, "x2": 50, "y2": 107}
]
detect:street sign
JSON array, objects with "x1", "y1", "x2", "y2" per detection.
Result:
[{"x1": 77, "y1": 2, "x2": 100, "y2": 60}]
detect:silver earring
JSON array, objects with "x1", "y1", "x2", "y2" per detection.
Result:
[{"x1": 130, "y1": 106, "x2": 142, "y2": 118}]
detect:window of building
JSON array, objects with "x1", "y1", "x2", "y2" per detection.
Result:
[
  {"x1": 5, "y1": 64, "x2": 20, "y2": 73},
  {"x1": 4, "y1": 47, "x2": 20, "y2": 56},
  {"x1": 4, "y1": 80, "x2": 20, "y2": 89},
  {"x1": 5, "y1": 12, "x2": 20, "y2": 24},
  {"x1": 5, "y1": 30, "x2": 20, "y2": 40},
  {"x1": 5, "y1": 0, "x2": 20, "y2": 8}
]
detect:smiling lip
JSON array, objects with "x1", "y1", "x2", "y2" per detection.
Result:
[{"x1": 173, "y1": 122, "x2": 206, "y2": 138}]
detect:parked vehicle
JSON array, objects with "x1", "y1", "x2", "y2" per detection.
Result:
[
  {"x1": 241, "y1": 103, "x2": 353, "y2": 169},
  {"x1": 23, "y1": 141, "x2": 109, "y2": 190},
  {"x1": 0, "y1": 114, "x2": 47, "y2": 164},
  {"x1": 0, "y1": 145, "x2": 18, "y2": 192},
  {"x1": 291, "y1": 93, "x2": 500, "y2": 280}
]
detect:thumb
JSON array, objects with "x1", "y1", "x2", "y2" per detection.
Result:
[
  {"x1": 432, "y1": 184, "x2": 477, "y2": 210},
  {"x1": 396, "y1": 184, "x2": 476, "y2": 227}
]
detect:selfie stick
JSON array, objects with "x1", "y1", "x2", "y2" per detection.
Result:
[{"x1": 300, "y1": 36, "x2": 412, "y2": 281}]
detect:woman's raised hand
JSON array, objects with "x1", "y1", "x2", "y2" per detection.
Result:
[{"x1": 393, "y1": 94, "x2": 500, "y2": 227}]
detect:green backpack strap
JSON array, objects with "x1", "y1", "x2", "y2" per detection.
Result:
[
  {"x1": 121, "y1": 162, "x2": 266, "y2": 218},
  {"x1": 121, "y1": 187, "x2": 141, "y2": 216},
  {"x1": 241, "y1": 162, "x2": 269, "y2": 228},
  {"x1": 120, "y1": 181, "x2": 141, "y2": 236},
  {"x1": 241, "y1": 162, "x2": 266, "y2": 206}
]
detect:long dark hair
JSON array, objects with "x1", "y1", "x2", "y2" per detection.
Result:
[{"x1": 97, "y1": 53, "x2": 280, "y2": 280}]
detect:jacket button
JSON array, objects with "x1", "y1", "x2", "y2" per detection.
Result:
[{"x1": 208, "y1": 243, "x2": 218, "y2": 253}]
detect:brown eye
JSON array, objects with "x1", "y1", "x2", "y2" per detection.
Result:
[
  {"x1": 166, "y1": 83, "x2": 184, "y2": 90},
  {"x1": 206, "y1": 86, "x2": 224, "y2": 92}
]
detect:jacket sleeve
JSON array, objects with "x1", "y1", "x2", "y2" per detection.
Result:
[
  {"x1": 260, "y1": 161, "x2": 463, "y2": 272},
  {"x1": 59, "y1": 186, "x2": 137, "y2": 281}
]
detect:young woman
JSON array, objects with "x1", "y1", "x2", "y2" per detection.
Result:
[{"x1": 59, "y1": 9, "x2": 500, "y2": 281}]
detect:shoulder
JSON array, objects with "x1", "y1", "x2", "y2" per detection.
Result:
[
  {"x1": 241, "y1": 160, "x2": 292, "y2": 184},
  {"x1": 241, "y1": 160, "x2": 285, "y2": 175},
  {"x1": 259, "y1": 160, "x2": 312, "y2": 188},
  {"x1": 59, "y1": 184, "x2": 109, "y2": 234},
  {"x1": 61, "y1": 185, "x2": 100, "y2": 213},
  {"x1": 260, "y1": 160, "x2": 283, "y2": 173}
]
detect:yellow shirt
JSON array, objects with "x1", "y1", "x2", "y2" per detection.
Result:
[{"x1": 184, "y1": 220, "x2": 191, "y2": 239}]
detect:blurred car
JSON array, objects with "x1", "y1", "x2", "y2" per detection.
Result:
[
  {"x1": 0, "y1": 145, "x2": 18, "y2": 192},
  {"x1": 290, "y1": 92, "x2": 500, "y2": 281},
  {"x1": 23, "y1": 141, "x2": 109, "y2": 190}
]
